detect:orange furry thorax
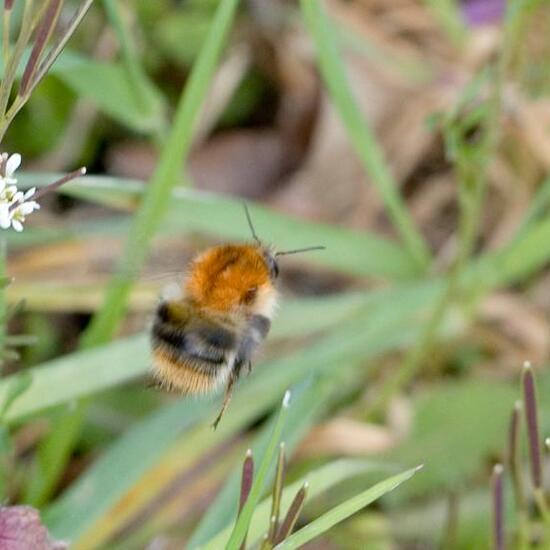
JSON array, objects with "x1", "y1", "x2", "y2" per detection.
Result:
[{"x1": 184, "y1": 244, "x2": 272, "y2": 313}]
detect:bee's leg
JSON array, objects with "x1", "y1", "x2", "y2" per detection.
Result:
[
  {"x1": 211, "y1": 375, "x2": 236, "y2": 430},
  {"x1": 246, "y1": 361, "x2": 252, "y2": 375}
]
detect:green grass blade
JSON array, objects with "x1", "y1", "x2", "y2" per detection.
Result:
[
  {"x1": 0, "y1": 335, "x2": 147, "y2": 424},
  {"x1": 225, "y1": 392, "x2": 292, "y2": 550},
  {"x1": 24, "y1": 0, "x2": 241, "y2": 507},
  {"x1": 40, "y1": 296, "x2": 427, "y2": 542},
  {"x1": 43, "y1": 397, "x2": 212, "y2": 540},
  {"x1": 82, "y1": 0, "x2": 240, "y2": 346},
  {"x1": 17, "y1": 173, "x2": 421, "y2": 280},
  {"x1": 23, "y1": 406, "x2": 86, "y2": 506},
  {"x1": 68, "y1": 178, "x2": 419, "y2": 279},
  {"x1": 189, "y1": 375, "x2": 333, "y2": 548},
  {"x1": 101, "y1": 0, "x2": 164, "y2": 131},
  {"x1": 199, "y1": 459, "x2": 391, "y2": 549},
  {"x1": 514, "y1": 175, "x2": 550, "y2": 240},
  {"x1": 274, "y1": 466, "x2": 422, "y2": 549},
  {"x1": 300, "y1": 0, "x2": 430, "y2": 270},
  {"x1": 0, "y1": 282, "x2": 429, "y2": 425},
  {"x1": 422, "y1": 0, "x2": 466, "y2": 45}
]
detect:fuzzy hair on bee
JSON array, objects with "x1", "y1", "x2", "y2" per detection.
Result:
[{"x1": 150, "y1": 205, "x2": 323, "y2": 429}]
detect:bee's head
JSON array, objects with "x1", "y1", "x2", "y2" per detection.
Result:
[{"x1": 244, "y1": 203, "x2": 323, "y2": 283}]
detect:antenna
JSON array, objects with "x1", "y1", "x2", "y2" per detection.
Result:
[
  {"x1": 275, "y1": 246, "x2": 326, "y2": 257},
  {"x1": 243, "y1": 203, "x2": 261, "y2": 245}
]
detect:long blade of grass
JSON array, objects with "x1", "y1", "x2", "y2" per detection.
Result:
[
  {"x1": 82, "y1": 0, "x2": 240, "y2": 346},
  {"x1": 299, "y1": 0, "x2": 430, "y2": 270},
  {"x1": 8, "y1": 204, "x2": 550, "y2": 428},
  {"x1": 200, "y1": 459, "x2": 392, "y2": 549},
  {"x1": 101, "y1": 0, "x2": 164, "y2": 133},
  {"x1": 0, "y1": 278, "x2": 438, "y2": 426},
  {"x1": 189, "y1": 375, "x2": 334, "y2": 548},
  {"x1": 17, "y1": 173, "x2": 421, "y2": 280},
  {"x1": 513, "y1": 175, "x2": 550, "y2": 240},
  {"x1": 26, "y1": 0, "x2": 241, "y2": 509},
  {"x1": 45, "y1": 303, "x2": 424, "y2": 543},
  {"x1": 274, "y1": 466, "x2": 422, "y2": 549},
  {"x1": 0, "y1": 334, "x2": 147, "y2": 423},
  {"x1": 43, "y1": 396, "x2": 212, "y2": 539}
]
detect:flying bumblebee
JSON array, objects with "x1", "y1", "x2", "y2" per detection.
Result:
[{"x1": 150, "y1": 205, "x2": 323, "y2": 428}]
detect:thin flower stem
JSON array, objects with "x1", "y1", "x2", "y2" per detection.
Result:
[
  {"x1": 508, "y1": 401, "x2": 530, "y2": 548},
  {"x1": 7, "y1": 167, "x2": 85, "y2": 224},
  {"x1": 268, "y1": 443, "x2": 285, "y2": 542},
  {"x1": 0, "y1": 0, "x2": 95, "y2": 145},
  {"x1": 440, "y1": 491, "x2": 459, "y2": 549},
  {"x1": 492, "y1": 464, "x2": 505, "y2": 550},
  {"x1": 2, "y1": 3, "x2": 11, "y2": 67},
  {"x1": 19, "y1": 0, "x2": 63, "y2": 97},
  {"x1": 26, "y1": 167, "x2": 86, "y2": 203},
  {"x1": 0, "y1": 236, "x2": 6, "y2": 371},
  {"x1": 30, "y1": 0, "x2": 95, "y2": 93},
  {"x1": 515, "y1": 512, "x2": 530, "y2": 550},
  {"x1": 522, "y1": 363, "x2": 543, "y2": 490},
  {"x1": 273, "y1": 482, "x2": 308, "y2": 544},
  {"x1": 509, "y1": 402, "x2": 527, "y2": 513},
  {"x1": 0, "y1": 0, "x2": 35, "y2": 124}
]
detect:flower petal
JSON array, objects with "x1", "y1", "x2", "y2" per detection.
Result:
[
  {"x1": 0, "y1": 505, "x2": 68, "y2": 550},
  {"x1": 24, "y1": 187, "x2": 36, "y2": 200},
  {"x1": 5, "y1": 153, "x2": 21, "y2": 177},
  {"x1": 18, "y1": 202, "x2": 37, "y2": 215},
  {"x1": 12, "y1": 219, "x2": 23, "y2": 232},
  {"x1": 0, "y1": 203, "x2": 11, "y2": 229}
]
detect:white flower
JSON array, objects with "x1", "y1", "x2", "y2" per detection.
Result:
[
  {"x1": 0, "y1": 152, "x2": 21, "y2": 191},
  {"x1": 0, "y1": 153, "x2": 41, "y2": 232},
  {"x1": 1, "y1": 184, "x2": 18, "y2": 204},
  {"x1": 13, "y1": 187, "x2": 36, "y2": 204},
  {"x1": 9, "y1": 199, "x2": 40, "y2": 232}
]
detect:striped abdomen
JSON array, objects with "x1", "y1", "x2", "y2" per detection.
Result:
[{"x1": 151, "y1": 300, "x2": 270, "y2": 394}]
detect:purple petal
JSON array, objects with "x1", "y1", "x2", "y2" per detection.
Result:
[
  {"x1": 462, "y1": 0, "x2": 505, "y2": 26},
  {"x1": 0, "y1": 506, "x2": 68, "y2": 550}
]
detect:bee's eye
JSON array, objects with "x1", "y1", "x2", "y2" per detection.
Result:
[{"x1": 263, "y1": 250, "x2": 279, "y2": 280}]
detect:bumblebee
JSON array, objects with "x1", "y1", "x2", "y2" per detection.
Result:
[{"x1": 151, "y1": 206, "x2": 323, "y2": 428}]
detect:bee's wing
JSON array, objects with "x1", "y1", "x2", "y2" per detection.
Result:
[
  {"x1": 183, "y1": 322, "x2": 238, "y2": 366},
  {"x1": 234, "y1": 314, "x2": 271, "y2": 375},
  {"x1": 153, "y1": 302, "x2": 236, "y2": 368}
]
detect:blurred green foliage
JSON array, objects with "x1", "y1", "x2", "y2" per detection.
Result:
[{"x1": 0, "y1": 0, "x2": 549, "y2": 548}]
